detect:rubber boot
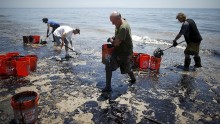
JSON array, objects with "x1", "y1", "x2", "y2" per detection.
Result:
[
  {"x1": 102, "y1": 70, "x2": 112, "y2": 92},
  {"x1": 128, "y1": 71, "x2": 136, "y2": 84},
  {"x1": 194, "y1": 56, "x2": 202, "y2": 68},
  {"x1": 183, "y1": 58, "x2": 191, "y2": 71},
  {"x1": 52, "y1": 34, "x2": 56, "y2": 42},
  {"x1": 65, "y1": 52, "x2": 70, "y2": 58}
]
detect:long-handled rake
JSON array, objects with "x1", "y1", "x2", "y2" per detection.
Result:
[
  {"x1": 40, "y1": 32, "x2": 52, "y2": 44},
  {"x1": 153, "y1": 41, "x2": 185, "y2": 58}
]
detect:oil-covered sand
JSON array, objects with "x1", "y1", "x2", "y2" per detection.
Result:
[{"x1": 0, "y1": 38, "x2": 220, "y2": 124}]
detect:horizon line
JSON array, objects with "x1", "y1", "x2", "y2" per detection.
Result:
[{"x1": 0, "y1": 7, "x2": 220, "y2": 9}]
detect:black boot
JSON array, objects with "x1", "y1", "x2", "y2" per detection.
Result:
[
  {"x1": 183, "y1": 58, "x2": 191, "y2": 71},
  {"x1": 194, "y1": 56, "x2": 202, "y2": 68},
  {"x1": 102, "y1": 70, "x2": 112, "y2": 92},
  {"x1": 128, "y1": 71, "x2": 136, "y2": 84}
]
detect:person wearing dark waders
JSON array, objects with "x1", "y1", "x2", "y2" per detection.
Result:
[
  {"x1": 173, "y1": 13, "x2": 202, "y2": 71},
  {"x1": 42, "y1": 18, "x2": 60, "y2": 43},
  {"x1": 53, "y1": 26, "x2": 80, "y2": 58},
  {"x1": 102, "y1": 11, "x2": 136, "y2": 92}
]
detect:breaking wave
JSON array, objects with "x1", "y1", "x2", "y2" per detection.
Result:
[{"x1": 132, "y1": 35, "x2": 186, "y2": 50}]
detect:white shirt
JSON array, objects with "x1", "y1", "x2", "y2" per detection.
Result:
[{"x1": 53, "y1": 26, "x2": 73, "y2": 42}]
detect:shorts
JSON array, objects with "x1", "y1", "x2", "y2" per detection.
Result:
[
  {"x1": 54, "y1": 36, "x2": 69, "y2": 46},
  {"x1": 105, "y1": 54, "x2": 132, "y2": 74},
  {"x1": 184, "y1": 42, "x2": 200, "y2": 55},
  {"x1": 52, "y1": 25, "x2": 60, "y2": 32}
]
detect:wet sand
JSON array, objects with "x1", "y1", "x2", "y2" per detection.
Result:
[{"x1": 1, "y1": 41, "x2": 220, "y2": 124}]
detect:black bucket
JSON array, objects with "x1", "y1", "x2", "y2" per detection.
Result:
[
  {"x1": 23, "y1": 36, "x2": 34, "y2": 44},
  {"x1": 22, "y1": 36, "x2": 29, "y2": 44},
  {"x1": 29, "y1": 35, "x2": 33, "y2": 43}
]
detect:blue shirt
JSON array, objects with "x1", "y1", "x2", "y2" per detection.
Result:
[{"x1": 48, "y1": 20, "x2": 60, "y2": 28}]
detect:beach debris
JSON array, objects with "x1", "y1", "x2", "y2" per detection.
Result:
[
  {"x1": 15, "y1": 96, "x2": 36, "y2": 103},
  {"x1": 55, "y1": 56, "x2": 62, "y2": 61}
]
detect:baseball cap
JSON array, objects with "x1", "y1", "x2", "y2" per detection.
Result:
[{"x1": 76, "y1": 28, "x2": 80, "y2": 34}]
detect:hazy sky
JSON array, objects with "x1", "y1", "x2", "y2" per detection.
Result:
[{"x1": 0, "y1": 0, "x2": 220, "y2": 8}]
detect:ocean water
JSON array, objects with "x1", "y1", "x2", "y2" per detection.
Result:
[{"x1": 0, "y1": 8, "x2": 220, "y2": 55}]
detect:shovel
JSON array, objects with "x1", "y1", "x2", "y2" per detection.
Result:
[
  {"x1": 153, "y1": 41, "x2": 185, "y2": 58},
  {"x1": 40, "y1": 32, "x2": 52, "y2": 44},
  {"x1": 164, "y1": 41, "x2": 185, "y2": 51},
  {"x1": 65, "y1": 45, "x2": 80, "y2": 55}
]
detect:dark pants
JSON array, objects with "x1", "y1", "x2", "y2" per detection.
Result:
[
  {"x1": 105, "y1": 54, "x2": 132, "y2": 74},
  {"x1": 52, "y1": 26, "x2": 60, "y2": 42},
  {"x1": 184, "y1": 42, "x2": 200, "y2": 59},
  {"x1": 104, "y1": 54, "x2": 135, "y2": 89},
  {"x1": 184, "y1": 42, "x2": 202, "y2": 68},
  {"x1": 54, "y1": 36, "x2": 71, "y2": 54}
]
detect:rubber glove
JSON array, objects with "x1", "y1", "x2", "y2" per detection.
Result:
[{"x1": 173, "y1": 40, "x2": 178, "y2": 47}]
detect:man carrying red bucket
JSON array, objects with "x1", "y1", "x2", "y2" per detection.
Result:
[{"x1": 102, "y1": 11, "x2": 136, "y2": 92}]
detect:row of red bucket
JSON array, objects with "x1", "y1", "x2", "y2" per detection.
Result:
[
  {"x1": 0, "y1": 52, "x2": 38, "y2": 77},
  {"x1": 132, "y1": 53, "x2": 161, "y2": 70},
  {"x1": 23, "y1": 35, "x2": 40, "y2": 44},
  {"x1": 102, "y1": 44, "x2": 162, "y2": 70}
]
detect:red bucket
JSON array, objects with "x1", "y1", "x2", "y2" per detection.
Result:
[
  {"x1": 0, "y1": 57, "x2": 17, "y2": 76},
  {"x1": 139, "y1": 54, "x2": 150, "y2": 69},
  {"x1": 0, "y1": 55, "x2": 6, "y2": 58},
  {"x1": 6, "y1": 58, "x2": 17, "y2": 76},
  {"x1": 16, "y1": 58, "x2": 30, "y2": 77},
  {"x1": 32, "y1": 35, "x2": 40, "y2": 44},
  {"x1": 0, "y1": 56, "x2": 7, "y2": 75},
  {"x1": 6, "y1": 52, "x2": 19, "y2": 58},
  {"x1": 26, "y1": 55, "x2": 38, "y2": 72},
  {"x1": 150, "y1": 56, "x2": 162, "y2": 70},
  {"x1": 102, "y1": 44, "x2": 114, "y2": 64},
  {"x1": 11, "y1": 91, "x2": 39, "y2": 124},
  {"x1": 133, "y1": 52, "x2": 139, "y2": 56}
]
